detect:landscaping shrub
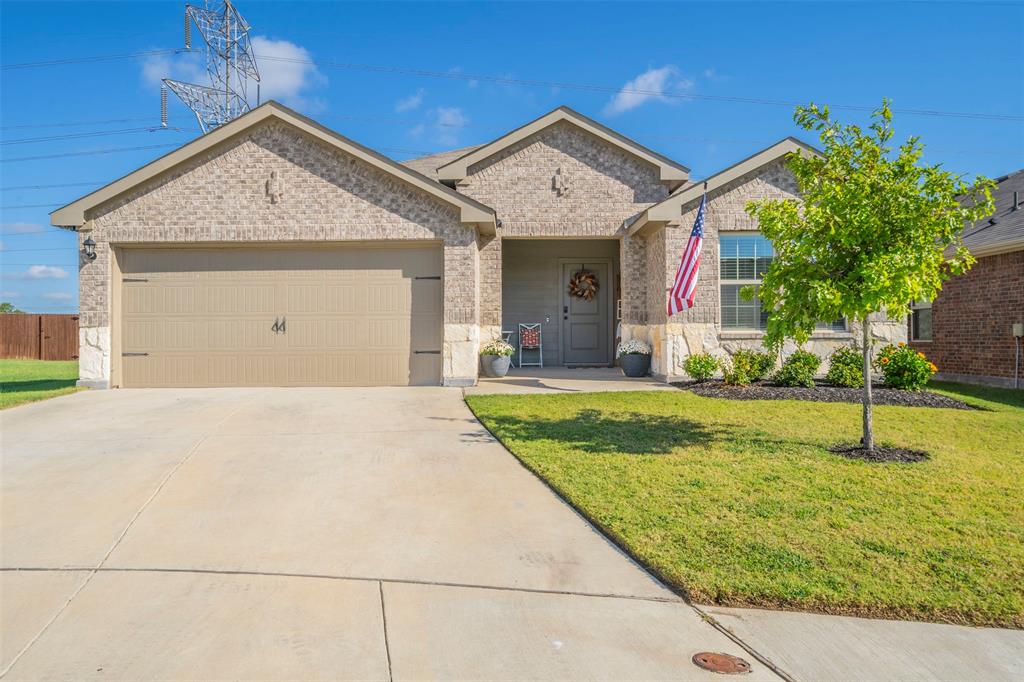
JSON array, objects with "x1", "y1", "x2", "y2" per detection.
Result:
[
  {"x1": 876, "y1": 343, "x2": 937, "y2": 390},
  {"x1": 774, "y1": 349, "x2": 822, "y2": 387},
  {"x1": 826, "y1": 346, "x2": 864, "y2": 388},
  {"x1": 722, "y1": 349, "x2": 775, "y2": 386},
  {"x1": 683, "y1": 352, "x2": 718, "y2": 382}
]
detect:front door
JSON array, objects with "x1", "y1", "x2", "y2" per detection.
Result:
[{"x1": 561, "y1": 261, "x2": 611, "y2": 365}]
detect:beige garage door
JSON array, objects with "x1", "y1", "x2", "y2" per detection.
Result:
[{"x1": 119, "y1": 245, "x2": 443, "y2": 387}]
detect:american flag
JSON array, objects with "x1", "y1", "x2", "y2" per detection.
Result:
[{"x1": 667, "y1": 193, "x2": 706, "y2": 316}]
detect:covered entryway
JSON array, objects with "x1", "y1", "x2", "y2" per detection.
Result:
[
  {"x1": 502, "y1": 239, "x2": 619, "y2": 367},
  {"x1": 117, "y1": 243, "x2": 442, "y2": 387}
]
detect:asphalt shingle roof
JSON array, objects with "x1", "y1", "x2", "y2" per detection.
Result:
[
  {"x1": 401, "y1": 145, "x2": 483, "y2": 179},
  {"x1": 960, "y1": 169, "x2": 1024, "y2": 253}
]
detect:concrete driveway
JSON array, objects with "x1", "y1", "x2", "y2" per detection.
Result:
[{"x1": 0, "y1": 387, "x2": 774, "y2": 681}]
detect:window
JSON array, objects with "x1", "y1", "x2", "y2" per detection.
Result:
[
  {"x1": 720, "y1": 234, "x2": 772, "y2": 330},
  {"x1": 719, "y1": 233, "x2": 846, "y2": 332},
  {"x1": 911, "y1": 300, "x2": 933, "y2": 341}
]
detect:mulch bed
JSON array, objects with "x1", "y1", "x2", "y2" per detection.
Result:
[
  {"x1": 673, "y1": 380, "x2": 975, "y2": 410},
  {"x1": 828, "y1": 444, "x2": 931, "y2": 463}
]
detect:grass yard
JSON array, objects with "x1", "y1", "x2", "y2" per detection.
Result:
[
  {"x1": 0, "y1": 359, "x2": 81, "y2": 409},
  {"x1": 466, "y1": 381, "x2": 1024, "y2": 628}
]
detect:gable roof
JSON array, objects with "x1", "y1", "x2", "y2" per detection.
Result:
[
  {"x1": 50, "y1": 101, "x2": 497, "y2": 234},
  {"x1": 434, "y1": 106, "x2": 690, "y2": 188},
  {"x1": 958, "y1": 168, "x2": 1024, "y2": 256},
  {"x1": 626, "y1": 137, "x2": 819, "y2": 237}
]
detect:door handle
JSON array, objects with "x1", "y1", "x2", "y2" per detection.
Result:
[
  {"x1": 280, "y1": 316, "x2": 286, "y2": 333},
  {"x1": 271, "y1": 318, "x2": 280, "y2": 333}
]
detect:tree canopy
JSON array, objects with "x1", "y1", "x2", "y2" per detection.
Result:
[{"x1": 745, "y1": 99, "x2": 995, "y2": 350}]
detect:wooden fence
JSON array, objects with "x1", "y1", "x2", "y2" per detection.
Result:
[{"x1": 0, "y1": 314, "x2": 79, "y2": 361}]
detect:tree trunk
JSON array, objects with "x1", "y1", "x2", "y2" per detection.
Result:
[{"x1": 862, "y1": 316, "x2": 874, "y2": 451}]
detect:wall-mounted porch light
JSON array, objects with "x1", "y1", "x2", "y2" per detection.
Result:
[{"x1": 82, "y1": 236, "x2": 97, "y2": 261}]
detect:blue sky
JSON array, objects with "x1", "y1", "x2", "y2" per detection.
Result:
[{"x1": 2, "y1": 1, "x2": 1022, "y2": 314}]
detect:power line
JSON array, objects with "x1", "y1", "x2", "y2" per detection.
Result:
[
  {"x1": 0, "y1": 48, "x2": 186, "y2": 71},
  {"x1": 0, "y1": 144, "x2": 180, "y2": 164},
  {"x1": 1, "y1": 182, "x2": 102, "y2": 192},
  {"x1": 3, "y1": 46, "x2": 1019, "y2": 122},
  {"x1": 1, "y1": 204, "x2": 62, "y2": 210},
  {"x1": 1, "y1": 127, "x2": 198, "y2": 146},
  {"x1": 0, "y1": 230, "x2": 70, "y2": 237},
  {"x1": 254, "y1": 54, "x2": 1024, "y2": 123},
  {"x1": 0, "y1": 116, "x2": 162, "y2": 130}
]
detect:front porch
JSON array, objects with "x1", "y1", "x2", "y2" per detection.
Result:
[
  {"x1": 465, "y1": 367, "x2": 672, "y2": 395},
  {"x1": 498, "y1": 239, "x2": 622, "y2": 369}
]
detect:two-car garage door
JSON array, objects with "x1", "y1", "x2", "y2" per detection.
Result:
[{"x1": 119, "y1": 245, "x2": 443, "y2": 387}]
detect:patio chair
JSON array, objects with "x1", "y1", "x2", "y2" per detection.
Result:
[{"x1": 518, "y1": 323, "x2": 543, "y2": 368}]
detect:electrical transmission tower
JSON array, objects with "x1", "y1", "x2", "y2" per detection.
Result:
[{"x1": 161, "y1": 1, "x2": 261, "y2": 133}]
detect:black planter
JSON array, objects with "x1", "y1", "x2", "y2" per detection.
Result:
[
  {"x1": 481, "y1": 354, "x2": 512, "y2": 378},
  {"x1": 620, "y1": 353, "x2": 651, "y2": 377}
]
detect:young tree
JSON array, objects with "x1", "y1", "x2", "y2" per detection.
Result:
[
  {"x1": 0, "y1": 302, "x2": 24, "y2": 314},
  {"x1": 745, "y1": 100, "x2": 994, "y2": 451}
]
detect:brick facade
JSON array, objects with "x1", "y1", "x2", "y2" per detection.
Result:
[
  {"x1": 78, "y1": 120, "x2": 481, "y2": 385},
  {"x1": 910, "y1": 250, "x2": 1024, "y2": 384},
  {"x1": 455, "y1": 120, "x2": 669, "y2": 330}
]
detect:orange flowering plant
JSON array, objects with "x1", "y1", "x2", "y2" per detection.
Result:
[{"x1": 874, "y1": 344, "x2": 937, "y2": 390}]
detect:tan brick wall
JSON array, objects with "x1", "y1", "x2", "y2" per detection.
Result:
[
  {"x1": 81, "y1": 120, "x2": 479, "y2": 330},
  {"x1": 661, "y1": 158, "x2": 800, "y2": 326},
  {"x1": 78, "y1": 120, "x2": 483, "y2": 384},
  {"x1": 455, "y1": 120, "x2": 668, "y2": 328}
]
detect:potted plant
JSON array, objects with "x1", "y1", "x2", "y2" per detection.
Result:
[
  {"x1": 616, "y1": 339, "x2": 652, "y2": 377},
  {"x1": 480, "y1": 339, "x2": 515, "y2": 378}
]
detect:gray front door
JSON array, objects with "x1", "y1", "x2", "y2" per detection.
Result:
[{"x1": 561, "y1": 262, "x2": 611, "y2": 365}]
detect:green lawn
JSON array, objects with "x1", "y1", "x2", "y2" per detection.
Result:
[
  {"x1": 466, "y1": 381, "x2": 1024, "y2": 628},
  {"x1": 0, "y1": 359, "x2": 82, "y2": 409}
]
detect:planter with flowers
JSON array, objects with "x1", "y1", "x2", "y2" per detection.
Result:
[
  {"x1": 616, "y1": 339, "x2": 652, "y2": 377},
  {"x1": 480, "y1": 339, "x2": 515, "y2": 378}
]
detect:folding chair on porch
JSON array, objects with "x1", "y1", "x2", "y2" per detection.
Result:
[{"x1": 518, "y1": 323, "x2": 543, "y2": 368}]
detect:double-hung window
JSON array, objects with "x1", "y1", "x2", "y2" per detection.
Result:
[
  {"x1": 720, "y1": 233, "x2": 772, "y2": 330},
  {"x1": 719, "y1": 233, "x2": 845, "y2": 332}
]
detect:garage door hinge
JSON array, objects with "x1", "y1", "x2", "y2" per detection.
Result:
[
  {"x1": 122, "y1": 278, "x2": 149, "y2": 283},
  {"x1": 414, "y1": 350, "x2": 441, "y2": 354},
  {"x1": 414, "y1": 276, "x2": 441, "y2": 280},
  {"x1": 122, "y1": 352, "x2": 149, "y2": 357}
]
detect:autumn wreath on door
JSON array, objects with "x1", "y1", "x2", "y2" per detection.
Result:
[{"x1": 568, "y1": 267, "x2": 599, "y2": 302}]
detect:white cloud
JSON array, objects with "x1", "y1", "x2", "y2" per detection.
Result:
[
  {"x1": 1, "y1": 291, "x2": 20, "y2": 299},
  {"x1": 408, "y1": 123, "x2": 426, "y2": 138},
  {"x1": 603, "y1": 66, "x2": 693, "y2": 116},
  {"x1": 250, "y1": 36, "x2": 327, "y2": 110},
  {"x1": 432, "y1": 107, "x2": 469, "y2": 146},
  {"x1": 27, "y1": 265, "x2": 68, "y2": 280},
  {"x1": 1, "y1": 222, "x2": 45, "y2": 235},
  {"x1": 42, "y1": 291, "x2": 74, "y2": 301},
  {"x1": 395, "y1": 89, "x2": 425, "y2": 113},
  {"x1": 141, "y1": 49, "x2": 205, "y2": 89}
]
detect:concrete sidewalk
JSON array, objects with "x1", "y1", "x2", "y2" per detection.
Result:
[
  {"x1": 1, "y1": 387, "x2": 773, "y2": 681},
  {"x1": 466, "y1": 366, "x2": 675, "y2": 395}
]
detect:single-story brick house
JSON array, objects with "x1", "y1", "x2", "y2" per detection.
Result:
[
  {"x1": 909, "y1": 169, "x2": 1024, "y2": 388},
  {"x1": 52, "y1": 101, "x2": 905, "y2": 388}
]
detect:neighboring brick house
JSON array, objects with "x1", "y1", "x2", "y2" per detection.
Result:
[
  {"x1": 909, "y1": 170, "x2": 1024, "y2": 388},
  {"x1": 52, "y1": 101, "x2": 906, "y2": 388}
]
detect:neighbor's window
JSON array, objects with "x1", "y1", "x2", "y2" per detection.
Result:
[
  {"x1": 911, "y1": 300, "x2": 933, "y2": 341},
  {"x1": 719, "y1": 233, "x2": 846, "y2": 332}
]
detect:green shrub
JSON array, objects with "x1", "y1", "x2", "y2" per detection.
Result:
[
  {"x1": 722, "y1": 349, "x2": 775, "y2": 386},
  {"x1": 875, "y1": 343, "x2": 936, "y2": 390},
  {"x1": 774, "y1": 349, "x2": 822, "y2": 387},
  {"x1": 826, "y1": 346, "x2": 864, "y2": 387},
  {"x1": 683, "y1": 352, "x2": 718, "y2": 382}
]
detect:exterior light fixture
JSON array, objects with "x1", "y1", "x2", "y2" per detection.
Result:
[{"x1": 82, "y1": 236, "x2": 97, "y2": 261}]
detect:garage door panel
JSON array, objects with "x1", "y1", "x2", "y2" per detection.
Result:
[{"x1": 120, "y1": 245, "x2": 442, "y2": 387}]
